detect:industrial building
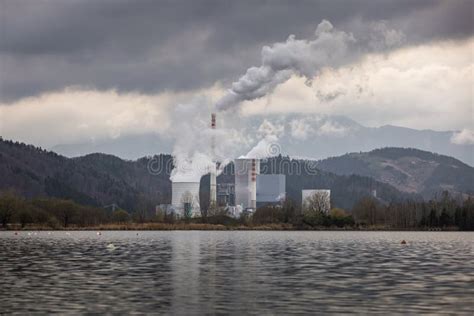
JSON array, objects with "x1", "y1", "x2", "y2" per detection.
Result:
[
  {"x1": 171, "y1": 181, "x2": 201, "y2": 218},
  {"x1": 169, "y1": 153, "x2": 339, "y2": 218},
  {"x1": 256, "y1": 174, "x2": 286, "y2": 208},
  {"x1": 168, "y1": 112, "x2": 290, "y2": 217},
  {"x1": 217, "y1": 183, "x2": 235, "y2": 206},
  {"x1": 302, "y1": 189, "x2": 331, "y2": 213},
  {"x1": 234, "y1": 158, "x2": 260, "y2": 210}
]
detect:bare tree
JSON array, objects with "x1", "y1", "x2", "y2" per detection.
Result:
[
  {"x1": 303, "y1": 192, "x2": 330, "y2": 215},
  {"x1": 181, "y1": 191, "x2": 195, "y2": 220},
  {"x1": 302, "y1": 192, "x2": 330, "y2": 226},
  {"x1": 0, "y1": 191, "x2": 19, "y2": 228},
  {"x1": 133, "y1": 194, "x2": 150, "y2": 223},
  {"x1": 352, "y1": 197, "x2": 381, "y2": 226}
]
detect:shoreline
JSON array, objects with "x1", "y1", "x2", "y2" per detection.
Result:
[{"x1": 1, "y1": 223, "x2": 460, "y2": 232}]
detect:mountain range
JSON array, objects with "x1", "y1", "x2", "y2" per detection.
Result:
[
  {"x1": 52, "y1": 115, "x2": 474, "y2": 166},
  {"x1": 316, "y1": 148, "x2": 474, "y2": 199},
  {"x1": 2, "y1": 137, "x2": 473, "y2": 213}
]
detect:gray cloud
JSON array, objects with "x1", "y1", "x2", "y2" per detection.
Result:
[{"x1": 0, "y1": 0, "x2": 472, "y2": 101}]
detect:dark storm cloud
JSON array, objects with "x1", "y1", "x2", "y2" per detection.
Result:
[{"x1": 0, "y1": 0, "x2": 472, "y2": 101}]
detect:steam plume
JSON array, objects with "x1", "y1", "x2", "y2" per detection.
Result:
[
  {"x1": 170, "y1": 20, "x2": 404, "y2": 180},
  {"x1": 216, "y1": 19, "x2": 403, "y2": 111},
  {"x1": 169, "y1": 97, "x2": 242, "y2": 182}
]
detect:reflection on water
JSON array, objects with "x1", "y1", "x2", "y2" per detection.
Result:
[{"x1": 1, "y1": 231, "x2": 473, "y2": 314}]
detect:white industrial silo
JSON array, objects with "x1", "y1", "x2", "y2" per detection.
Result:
[
  {"x1": 172, "y1": 181, "x2": 201, "y2": 217},
  {"x1": 234, "y1": 158, "x2": 260, "y2": 210}
]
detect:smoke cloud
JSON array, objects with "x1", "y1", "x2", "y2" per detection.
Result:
[
  {"x1": 172, "y1": 19, "x2": 405, "y2": 179},
  {"x1": 216, "y1": 19, "x2": 403, "y2": 111},
  {"x1": 451, "y1": 128, "x2": 474, "y2": 145},
  {"x1": 168, "y1": 97, "x2": 214, "y2": 182},
  {"x1": 168, "y1": 97, "x2": 246, "y2": 182},
  {"x1": 240, "y1": 135, "x2": 280, "y2": 159}
]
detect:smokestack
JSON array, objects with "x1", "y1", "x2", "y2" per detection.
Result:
[
  {"x1": 235, "y1": 158, "x2": 260, "y2": 210},
  {"x1": 210, "y1": 113, "x2": 217, "y2": 206},
  {"x1": 250, "y1": 159, "x2": 257, "y2": 209},
  {"x1": 211, "y1": 113, "x2": 216, "y2": 129}
]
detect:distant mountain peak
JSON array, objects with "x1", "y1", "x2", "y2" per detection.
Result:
[
  {"x1": 50, "y1": 115, "x2": 473, "y2": 166},
  {"x1": 317, "y1": 147, "x2": 474, "y2": 198}
]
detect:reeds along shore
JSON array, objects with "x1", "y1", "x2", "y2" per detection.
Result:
[
  {"x1": 2, "y1": 223, "x2": 458, "y2": 231},
  {"x1": 3, "y1": 223, "x2": 311, "y2": 231}
]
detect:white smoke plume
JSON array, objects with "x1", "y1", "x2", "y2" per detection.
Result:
[
  {"x1": 451, "y1": 128, "x2": 474, "y2": 145},
  {"x1": 168, "y1": 96, "x2": 245, "y2": 182},
  {"x1": 215, "y1": 20, "x2": 356, "y2": 111},
  {"x1": 240, "y1": 134, "x2": 279, "y2": 159},
  {"x1": 168, "y1": 97, "x2": 213, "y2": 182},
  {"x1": 216, "y1": 19, "x2": 403, "y2": 111},
  {"x1": 239, "y1": 120, "x2": 283, "y2": 159},
  {"x1": 171, "y1": 19, "x2": 404, "y2": 180}
]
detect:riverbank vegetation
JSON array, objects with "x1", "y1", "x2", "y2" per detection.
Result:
[{"x1": 0, "y1": 190, "x2": 472, "y2": 231}]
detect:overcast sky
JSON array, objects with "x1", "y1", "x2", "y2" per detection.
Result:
[{"x1": 0, "y1": 0, "x2": 473, "y2": 147}]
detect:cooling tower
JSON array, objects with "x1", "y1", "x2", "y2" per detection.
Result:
[
  {"x1": 234, "y1": 158, "x2": 260, "y2": 210},
  {"x1": 172, "y1": 181, "x2": 201, "y2": 217}
]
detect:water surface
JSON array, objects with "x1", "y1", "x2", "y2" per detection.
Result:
[{"x1": 1, "y1": 231, "x2": 473, "y2": 314}]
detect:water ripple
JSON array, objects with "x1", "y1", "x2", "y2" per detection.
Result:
[{"x1": 1, "y1": 231, "x2": 473, "y2": 314}]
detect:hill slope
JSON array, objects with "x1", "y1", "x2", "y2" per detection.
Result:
[
  {"x1": 316, "y1": 147, "x2": 474, "y2": 199},
  {"x1": 0, "y1": 138, "x2": 416, "y2": 211},
  {"x1": 0, "y1": 139, "x2": 171, "y2": 210}
]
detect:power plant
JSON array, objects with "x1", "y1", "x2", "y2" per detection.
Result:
[{"x1": 168, "y1": 111, "x2": 329, "y2": 218}]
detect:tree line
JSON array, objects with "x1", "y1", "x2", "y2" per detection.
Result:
[
  {"x1": 1, "y1": 190, "x2": 473, "y2": 230},
  {"x1": 352, "y1": 191, "x2": 474, "y2": 230},
  {"x1": 0, "y1": 191, "x2": 146, "y2": 229},
  {"x1": 251, "y1": 191, "x2": 473, "y2": 230}
]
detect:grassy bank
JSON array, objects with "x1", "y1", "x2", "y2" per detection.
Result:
[
  {"x1": 3, "y1": 222, "x2": 297, "y2": 231},
  {"x1": 1, "y1": 223, "x2": 459, "y2": 231}
]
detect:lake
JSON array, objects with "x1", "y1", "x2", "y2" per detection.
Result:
[{"x1": 1, "y1": 231, "x2": 473, "y2": 314}]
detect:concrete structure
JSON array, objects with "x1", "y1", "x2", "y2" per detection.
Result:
[
  {"x1": 256, "y1": 174, "x2": 286, "y2": 208},
  {"x1": 302, "y1": 189, "x2": 331, "y2": 213},
  {"x1": 171, "y1": 181, "x2": 201, "y2": 217},
  {"x1": 217, "y1": 183, "x2": 235, "y2": 206},
  {"x1": 235, "y1": 158, "x2": 260, "y2": 210},
  {"x1": 210, "y1": 113, "x2": 217, "y2": 206}
]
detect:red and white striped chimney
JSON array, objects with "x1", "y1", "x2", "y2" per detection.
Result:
[
  {"x1": 250, "y1": 159, "x2": 257, "y2": 209},
  {"x1": 210, "y1": 113, "x2": 217, "y2": 206}
]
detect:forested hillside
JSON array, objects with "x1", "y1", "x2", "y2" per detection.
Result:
[
  {"x1": 316, "y1": 148, "x2": 474, "y2": 199},
  {"x1": 0, "y1": 138, "x2": 417, "y2": 213},
  {"x1": 0, "y1": 138, "x2": 171, "y2": 211}
]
